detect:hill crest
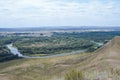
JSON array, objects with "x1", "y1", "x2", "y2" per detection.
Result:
[{"x1": 89, "y1": 36, "x2": 120, "y2": 71}]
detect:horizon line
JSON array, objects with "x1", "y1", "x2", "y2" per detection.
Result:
[{"x1": 1, "y1": 26, "x2": 120, "y2": 29}]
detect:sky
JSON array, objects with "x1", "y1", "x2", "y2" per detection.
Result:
[{"x1": 0, "y1": 0, "x2": 120, "y2": 28}]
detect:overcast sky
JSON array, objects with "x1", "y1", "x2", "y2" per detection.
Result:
[{"x1": 0, "y1": 0, "x2": 120, "y2": 28}]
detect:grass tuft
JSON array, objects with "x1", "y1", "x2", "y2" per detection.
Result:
[{"x1": 64, "y1": 69, "x2": 84, "y2": 80}]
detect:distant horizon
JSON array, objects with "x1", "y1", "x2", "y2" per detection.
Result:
[{"x1": 1, "y1": 26, "x2": 120, "y2": 29}]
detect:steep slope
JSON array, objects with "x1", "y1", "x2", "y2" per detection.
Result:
[
  {"x1": 91, "y1": 36, "x2": 120, "y2": 70},
  {"x1": 81, "y1": 36, "x2": 120, "y2": 79}
]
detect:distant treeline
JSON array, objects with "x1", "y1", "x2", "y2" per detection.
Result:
[{"x1": 53, "y1": 31, "x2": 120, "y2": 42}]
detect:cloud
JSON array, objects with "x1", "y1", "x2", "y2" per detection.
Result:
[{"x1": 0, "y1": 0, "x2": 120, "y2": 27}]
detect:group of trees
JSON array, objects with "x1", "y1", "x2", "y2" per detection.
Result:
[
  {"x1": 0, "y1": 36, "x2": 20, "y2": 62},
  {"x1": 53, "y1": 31, "x2": 120, "y2": 42},
  {"x1": 0, "y1": 45, "x2": 19, "y2": 62},
  {"x1": 13, "y1": 31, "x2": 120, "y2": 56},
  {"x1": 1, "y1": 31, "x2": 120, "y2": 59},
  {"x1": 14, "y1": 36, "x2": 94, "y2": 56}
]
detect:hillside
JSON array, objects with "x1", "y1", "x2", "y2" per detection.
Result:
[
  {"x1": 90, "y1": 36, "x2": 120, "y2": 70},
  {"x1": 0, "y1": 36, "x2": 120, "y2": 80},
  {"x1": 83, "y1": 36, "x2": 120, "y2": 79}
]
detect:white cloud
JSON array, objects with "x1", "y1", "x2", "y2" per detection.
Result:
[{"x1": 0, "y1": 0, "x2": 120, "y2": 27}]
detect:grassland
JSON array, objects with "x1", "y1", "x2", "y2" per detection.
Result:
[
  {"x1": 1, "y1": 36, "x2": 120, "y2": 80},
  {"x1": 0, "y1": 52, "x2": 91, "y2": 80}
]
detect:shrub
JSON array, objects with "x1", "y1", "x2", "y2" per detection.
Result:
[{"x1": 65, "y1": 69, "x2": 84, "y2": 80}]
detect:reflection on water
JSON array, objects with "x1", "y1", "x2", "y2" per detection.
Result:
[{"x1": 7, "y1": 44, "x2": 23, "y2": 57}]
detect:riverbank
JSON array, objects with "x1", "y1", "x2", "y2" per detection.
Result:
[
  {"x1": 7, "y1": 44, "x2": 87, "y2": 58},
  {"x1": 7, "y1": 41, "x2": 103, "y2": 58}
]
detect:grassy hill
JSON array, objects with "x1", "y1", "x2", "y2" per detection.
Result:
[{"x1": 0, "y1": 36, "x2": 120, "y2": 80}]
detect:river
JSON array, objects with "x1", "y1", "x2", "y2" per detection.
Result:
[
  {"x1": 7, "y1": 41, "x2": 103, "y2": 58},
  {"x1": 91, "y1": 41, "x2": 103, "y2": 46},
  {"x1": 6, "y1": 44, "x2": 87, "y2": 58}
]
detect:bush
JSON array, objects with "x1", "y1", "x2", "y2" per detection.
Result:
[{"x1": 65, "y1": 69, "x2": 84, "y2": 80}]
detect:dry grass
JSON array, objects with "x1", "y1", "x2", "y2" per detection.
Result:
[
  {"x1": 1, "y1": 36, "x2": 120, "y2": 80},
  {"x1": 0, "y1": 52, "x2": 91, "y2": 80}
]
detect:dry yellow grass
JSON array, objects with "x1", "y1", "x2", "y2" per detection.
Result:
[
  {"x1": 1, "y1": 36, "x2": 120, "y2": 80},
  {"x1": 0, "y1": 52, "x2": 90, "y2": 80}
]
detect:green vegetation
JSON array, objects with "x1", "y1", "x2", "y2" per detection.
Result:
[
  {"x1": 1, "y1": 31, "x2": 120, "y2": 57},
  {"x1": 13, "y1": 31, "x2": 120, "y2": 56},
  {"x1": 53, "y1": 31, "x2": 120, "y2": 42},
  {"x1": 1, "y1": 31, "x2": 120, "y2": 59},
  {"x1": 14, "y1": 36, "x2": 94, "y2": 56},
  {"x1": 65, "y1": 69, "x2": 84, "y2": 80},
  {"x1": 0, "y1": 45, "x2": 19, "y2": 62},
  {"x1": 1, "y1": 36, "x2": 120, "y2": 80},
  {"x1": 0, "y1": 36, "x2": 20, "y2": 62}
]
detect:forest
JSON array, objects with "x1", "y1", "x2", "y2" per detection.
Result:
[
  {"x1": 1, "y1": 31, "x2": 120, "y2": 57},
  {"x1": 13, "y1": 31, "x2": 120, "y2": 56}
]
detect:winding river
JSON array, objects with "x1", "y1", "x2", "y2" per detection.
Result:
[
  {"x1": 6, "y1": 44, "x2": 87, "y2": 58},
  {"x1": 6, "y1": 41, "x2": 103, "y2": 58}
]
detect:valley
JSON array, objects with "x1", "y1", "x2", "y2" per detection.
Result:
[
  {"x1": 0, "y1": 28, "x2": 120, "y2": 80},
  {"x1": 0, "y1": 0, "x2": 120, "y2": 79}
]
